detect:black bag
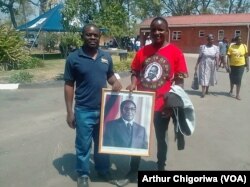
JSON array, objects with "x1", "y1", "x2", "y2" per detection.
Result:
[{"x1": 191, "y1": 72, "x2": 199, "y2": 90}]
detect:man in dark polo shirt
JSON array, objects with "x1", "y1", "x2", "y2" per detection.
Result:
[{"x1": 64, "y1": 23, "x2": 122, "y2": 187}]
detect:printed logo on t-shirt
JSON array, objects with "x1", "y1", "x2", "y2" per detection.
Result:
[
  {"x1": 101, "y1": 57, "x2": 109, "y2": 64},
  {"x1": 140, "y1": 54, "x2": 170, "y2": 89}
]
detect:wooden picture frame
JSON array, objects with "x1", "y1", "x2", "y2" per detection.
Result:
[{"x1": 99, "y1": 88, "x2": 155, "y2": 156}]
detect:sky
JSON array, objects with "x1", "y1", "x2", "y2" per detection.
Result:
[{"x1": 0, "y1": 0, "x2": 63, "y2": 25}]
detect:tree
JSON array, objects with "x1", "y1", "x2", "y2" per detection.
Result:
[
  {"x1": 0, "y1": 0, "x2": 38, "y2": 28},
  {"x1": 131, "y1": 0, "x2": 162, "y2": 18},
  {"x1": 0, "y1": 0, "x2": 18, "y2": 28},
  {"x1": 95, "y1": 2, "x2": 128, "y2": 37},
  {"x1": 161, "y1": 0, "x2": 199, "y2": 16},
  {"x1": 62, "y1": 0, "x2": 129, "y2": 38},
  {"x1": 213, "y1": 0, "x2": 250, "y2": 14}
]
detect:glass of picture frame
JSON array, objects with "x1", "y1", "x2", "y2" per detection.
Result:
[{"x1": 99, "y1": 88, "x2": 155, "y2": 156}]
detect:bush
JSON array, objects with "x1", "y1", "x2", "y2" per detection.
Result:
[
  {"x1": 59, "y1": 32, "x2": 82, "y2": 57},
  {"x1": 18, "y1": 57, "x2": 44, "y2": 69},
  {"x1": 0, "y1": 24, "x2": 33, "y2": 71},
  {"x1": 128, "y1": 51, "x2": 136, "y2": 59},
  {"x1": 113, "y1": 60, "x2": 131, "y2": 72},
  {"x1": 9, "y1": 71, "x2": 34, "y2": 83},
  {"x1": 39, "y1": 33, "x2": 59, "y2": 52},
  {"x1": 112, "y1": 52, "x2": 135, "y2": 72}
]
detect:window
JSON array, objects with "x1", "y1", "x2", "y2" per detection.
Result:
[
  {"x1": 172, "y1": 31, "x2": 181, "y2": 40},
  {"x1": 235, "y1": 30, "x2": 241, "y2": 36},
  {"x1": 218, "y1": 30, "x2": 224, "y2": 41},
  {"x1": 199, "y1": 31, "x2": 205, "y2": 37}
]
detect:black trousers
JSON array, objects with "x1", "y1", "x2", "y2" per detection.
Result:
[
  {"x1": 153, "y1": 111, "x2": 171, "y2": 167},
  {"x1": 130, "y1": 111, "x2": 172, "y2": 171}
]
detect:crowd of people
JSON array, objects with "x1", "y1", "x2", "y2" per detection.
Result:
[{"x1": 63, "y1": 18, "x2": 249, "y2": 187}]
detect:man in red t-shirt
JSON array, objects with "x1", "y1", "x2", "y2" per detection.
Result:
[{"x1": 117, "y1": 16, "x2": 188, "y2": 187}]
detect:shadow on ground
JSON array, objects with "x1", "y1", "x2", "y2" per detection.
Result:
[
  {"x1": 185, "y1": 89, "x2": 231, "y2": 98},
  {"x1": 53, "y1": 153, "x2": 156, "y2": 183}
]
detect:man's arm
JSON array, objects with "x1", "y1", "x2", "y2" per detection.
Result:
[
  {"x1": 64, "y1": 81, "x2": 75, "y2": 129},
  {"x1": 107, "y1": 75, "x2": 122, "y2": 91}
]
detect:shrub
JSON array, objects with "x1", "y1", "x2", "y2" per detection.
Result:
[
  {"x1": 113, "y1": 60, "x2": 131, "y2": 72},
  {"x1": 39, "y1": 33, "x2": 59, "y2": 52},
  {"x1": 128, "y1": 51, "x2": 136, "y2": 59},
  {"x1": 9, "y1": 71, "x2": 34, "y2": 83},
  {"x1": 0, "y1": 24, "x2": 32, "y2": 71},
  {"x1": 112, "y1": 52, "x2": 135, "y2": 72},
  {"x1": 18, "y1": 57, "x2": 44, "y2": 69},
  {"x1": 59, "y1": 32, "x2": 82, "y2": 57}
]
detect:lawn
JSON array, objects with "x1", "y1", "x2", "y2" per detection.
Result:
[
  {"x1": 0, "y1": 51, "x2": 134, "y2": 84},
  {"x1": 0, "y1": 53, "x2": 65, "y2": 83}
]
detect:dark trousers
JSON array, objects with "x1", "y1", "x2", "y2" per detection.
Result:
[
  {"x1": 154, "y1": 111, "x2": 171, "y2": 168},
  {"x1": 129, "y1": 112, "x2": 171, "y2": 171},
  {"x1": 130, "y1": 156, "x2": 141, "y2": 172}
]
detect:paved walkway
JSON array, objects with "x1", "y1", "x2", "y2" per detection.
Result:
[{"x1": 0, "y1": 54, "x2": 250, "y2": 187}]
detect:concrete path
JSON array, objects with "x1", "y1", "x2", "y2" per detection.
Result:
[{"x1": 0, "y1": 54, "x2": 250, "y2": 187}]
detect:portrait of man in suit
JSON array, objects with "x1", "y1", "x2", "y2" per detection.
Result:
[
  {"x1": 145, "y1": 64, "x2": 160, "y2": 82},
  {"x1": 103, "y1": 99, "x2": 148, "y2": 149}
]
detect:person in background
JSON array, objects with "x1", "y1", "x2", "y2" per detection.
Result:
[
  {"x1": 227, "y1": 35, "x2": 249, "y2": 100},
  {"x1": 145, "y1": 35, "x2": 152, "y2": 45},
  {"x1": 218, "y1": 37, "x2": 228, "y2": 69},
  {"x1": 195, "y1": 34, "x2": 219, "y2": 98},
  {"x1": 135, "y1": 39, "x2": 141, "y2": 52},
  {"x1": 64, "y1": 23, "x2": 122, "y2": 187},
  {"x1": 229, "y1": 37, "x2": 236, "y2": 47},
  {"x1": 117, "y1": 16, "x2": 188, "y2": 187}
]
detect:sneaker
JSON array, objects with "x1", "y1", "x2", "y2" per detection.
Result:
[
  {"x1": 97, "y1": 171, "x2": 117, "y2": 185},
  {"x1": 77, "y1": 175, "x2": 89, "y2": 187},
  {"x1": 116, "y1": 170, "x2": 137, "y2": 187},
  {"x1": 116, "y1": 178, "x2": 130, "y2": 187},
  {"x1": 229, "y1": 92, "x2": 235, "y2": 97}
]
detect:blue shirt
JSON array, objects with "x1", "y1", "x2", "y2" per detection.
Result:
[
  {"x1": 219, "y1": 41, "x2": 228, "y2": 55},
  {"x1": 64, "y1": 47, "x2": 114, "y2": 109}
]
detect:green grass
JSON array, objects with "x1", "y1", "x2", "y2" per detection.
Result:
[{"x1": 0, "y1": 51, "x2": 134, "y2": 84}]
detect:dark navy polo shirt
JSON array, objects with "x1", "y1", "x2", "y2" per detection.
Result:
[{"x1": 64, "y1": 47, "x2": 114, "y2": 109}]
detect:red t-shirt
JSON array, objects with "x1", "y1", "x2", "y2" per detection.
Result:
[{"x1": 131, "y1": 44, "x2": 188, "y2": 111}]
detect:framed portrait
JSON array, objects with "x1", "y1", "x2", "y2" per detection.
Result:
[{"x1": 99, "y1": 88, "x2": 155, "y2": 156}]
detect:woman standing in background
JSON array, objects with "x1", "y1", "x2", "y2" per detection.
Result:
[
  {"x1": 227, "y1": 35, "x2": 249, "y2": 100},
  {"x1": 195, "y1": 34, "x2": 219, "y2": 98}
]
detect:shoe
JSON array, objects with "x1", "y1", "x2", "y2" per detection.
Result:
[
  {"x1": 228, "y1": 92, "x2": 234, "y2": 97},
  {"x1": 116, "y1": 178, "x2": 130, "y2": 187},
  {"x1": 77, "y1": 175, "x2": 89, "y2": 187},
  {"x1": 116, "y1": 171, "x2": 137, "y2": 187},
  {"x1": 97, "y1": 171, "x2": 118, "y2": 185}
]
